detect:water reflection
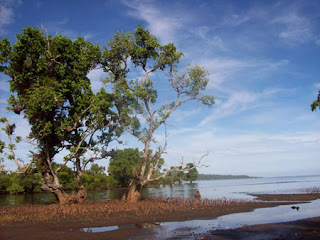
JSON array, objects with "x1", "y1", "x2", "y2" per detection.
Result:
[
  {"x1": 80, "y1": 222, "x2": 161, "y2": 233},
  {"x1": 0, "y1": 192, "x2": 56, "y2": 206}
]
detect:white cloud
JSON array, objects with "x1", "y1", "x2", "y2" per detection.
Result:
[
  {"x1": 164, "y1": 129, "x2": 320, "y2": 176},
  {"x1": 314, "y1": 82, "x2": 320, "y2": 89},
  {"x1": 272, "y1": 11, "x2": 313, "y2": 44},
  {"x1": 199, "y1": 91, "x2": 258, "y2": 126},
  {"x1": 87, "y1": 68, "x2": 107, "y2": 92},
  {"x1": 199, "y1": 87, "x2": 294, "y2": 126},
  {"x1": 0, "y1": 5, "x2": 13, "y2": 35},
  {"x1": 123, "y1": 0, "x2": 188, "y2": 44}
]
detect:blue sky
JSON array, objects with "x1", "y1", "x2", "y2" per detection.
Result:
[{"x1": 0, "y1": 0, "x2": 319, "y2": 177}]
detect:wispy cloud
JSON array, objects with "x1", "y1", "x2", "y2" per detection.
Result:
[
  {"x1": 199, "y1": 58, "x2": 289, "y2": 91},
  {"x1": 272, "y1": 12, "x2": 312, "y2": 44},
  {"x1": 122, "y1": 0, "x2": 189, "y2": 44},
  {"x1": 0, "y1": 5, "x2": 13, "y2": 35},
  {"x1": 199, "y1": 87, "x2": 294, "y2": 126},
  {"x1": 164, "y1": 128, "x2": 320, "y2": 176},
  {"x1": 0, "y1": 0, "x2": 23, "y2": 35},
  {"x1": 190, "y1": 26, "x2": 228, "y2": 51}
]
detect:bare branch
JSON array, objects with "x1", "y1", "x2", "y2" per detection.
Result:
[{"x1": 145, "y1": 152, "x2": 209, "y2": 184}]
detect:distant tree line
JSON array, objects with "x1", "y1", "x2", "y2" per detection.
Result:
[{"x1": 197, "y1": 174, "x2": 254, "y2": 180}]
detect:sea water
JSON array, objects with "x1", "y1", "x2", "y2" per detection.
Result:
[{"x1": 1, "y1": 175, "x2": 320, "y2": 206}]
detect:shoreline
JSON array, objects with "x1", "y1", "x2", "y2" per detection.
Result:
[
  {"x1": 196, "y1": 217, "x2": 320, "y2": 240},
  {"x1": 1, "y1": 193, "x2": 320, "y2": 239}
]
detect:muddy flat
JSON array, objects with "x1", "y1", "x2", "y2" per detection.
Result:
[{"x1": 0, "y1": 194, "x2": 319, "y2": 240}]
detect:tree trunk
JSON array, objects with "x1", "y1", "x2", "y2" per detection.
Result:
[
  {"x1": 75, "y1": 157, "x2": 83, "y2": 183},
  {"x1": 126, "y1": 183, "x2": 142, "y2": 202},
  {"x1": 40, "y1": 172, "x2": 87, "y2": 204}
]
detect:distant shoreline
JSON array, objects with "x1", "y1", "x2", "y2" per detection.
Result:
[{"x1": 197, "y1": 174, "x2": 258, "y2": 180}]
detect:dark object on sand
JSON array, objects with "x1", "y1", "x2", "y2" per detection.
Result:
[
  {"x1": 291, "y1": 206, "x2": 300, "y2": 211},
  {"x1": 194, "y1": 190, "x2": 201, "y2": 200}
]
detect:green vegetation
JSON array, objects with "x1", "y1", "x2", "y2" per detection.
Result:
[
  {"x1": 183, "y1": 163, "x2": 199, "y2": 183},
  {"x1": 0, "y1": 163, "x2": 116, "y2": 194},
  {"x1": 0, "y1": 25, "x2": 213, "y2": 203},
  {"x1": 108, "y1": 148, "x2": 142, "y2": 187},
  {"x1": 101, "y1": 25, "x2": 214, "y2": 201},
  {"x1": 0, "y1": 26, "x2": 133, "y2": 203}
]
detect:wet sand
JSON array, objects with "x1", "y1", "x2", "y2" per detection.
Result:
[
  {"x1": 0, "y1": 193, "x2": 319, "y2": 240},
  {"x1": 187, "y1": 217, "x2": 320, "y2": 240}
]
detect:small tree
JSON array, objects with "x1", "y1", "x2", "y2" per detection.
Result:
[
  {"x1": 183, "y1": 163, "x2": 199, "y2": 183},
  {"x1": 108, "y1": 148, "x2": 142, "y2": 187},
  {"x1": 102, "y1": 25, "x2": 214, "y2": 202}
]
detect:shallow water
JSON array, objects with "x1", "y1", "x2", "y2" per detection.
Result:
[
  {"x1": 1, "y1": 175, "x2": 319, "y2": 206},
  {"x1": 80, "y1": 199, "x2": 320, "y2": 239}
]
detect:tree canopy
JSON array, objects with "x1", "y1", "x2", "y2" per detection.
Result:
[{"x1": 101, "y1": 25, "x2": 214, "y2": 201}]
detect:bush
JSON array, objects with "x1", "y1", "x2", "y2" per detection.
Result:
[{"x1": 7, "y1": 183, "x2": 24, "y2": 194}]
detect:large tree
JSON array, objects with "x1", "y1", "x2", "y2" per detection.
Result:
[
  {"x1": 0, "y1": 27, "x2": 127, "y2": 203},
  {"x1": 102, "y1": 25, "x2": 214, "y2": 202}
]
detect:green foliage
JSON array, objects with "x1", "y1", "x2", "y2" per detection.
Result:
[
  {"x1": 101, "y1": 25, "x2": 214, "y2": 191},
  {"x1": 82, "y1": 164, "x2": 116, "y2": 190},
  {"x1": 160, "y1": 167, "x2": 184, "y2": 185},
  {"x1": 0, "y1": 164, "x2": 117, "y2": 193},
  {"x1": 1, "y1": 25, "x2": 214, "y2": 197},
  {"x1": 183, "y1": 163, "x2": 199, "y2": 183},
  {"x1": 0, "y1": 172, "x2": 11, "y2": 193},
  {"x1": 87, "y1": 163, "x2": 106, "y2": 175},
  {"x1": 56, "y1": 165, "x2": 77, "y2": 190},
  {"x1": 7, "y1": 182, "x2": 24, "y2": 194},
  {"x1": 0, "y1": 27, "x2": 101, "y2": 173},
  {"x1": 108, "y1": 148, "x2": 142, "y2": 187},
  {"x1": 311, "y1": 90, "x2": 320, "y2": 111}
]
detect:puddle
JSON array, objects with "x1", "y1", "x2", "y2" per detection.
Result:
[
  {"x1": 80, "y1": 199, "x2": 320, "y2": 239},
  {"x1": 82, "y1": 225, "x2": 119, "y2": 233},
  {"x1": 80, "y1": 222, "x2": 161, "y2": 233}
]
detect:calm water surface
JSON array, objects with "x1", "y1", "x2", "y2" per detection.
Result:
[{"x1": 1, "y1": 175, "x2": 320, "y2": 206}]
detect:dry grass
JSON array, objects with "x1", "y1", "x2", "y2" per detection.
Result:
[{"x1": 0, "y1": 198, "x2": 250, "y2": 225}]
